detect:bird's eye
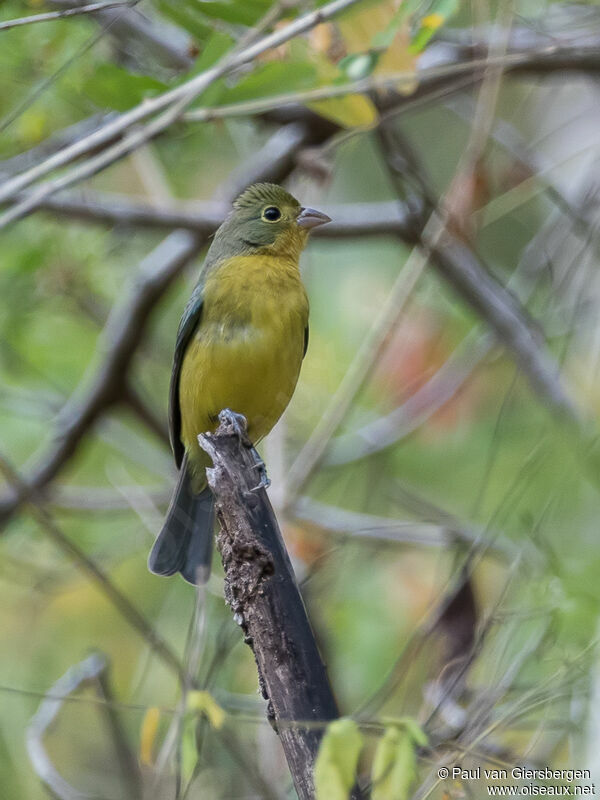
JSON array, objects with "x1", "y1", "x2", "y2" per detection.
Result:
[{"x1": 262, "y1": 206, "x2": 281, "y2": 222}]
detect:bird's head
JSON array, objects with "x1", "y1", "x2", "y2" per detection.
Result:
[{"x1": 209, "y1": 183, "x2": 331, "y2": 264}]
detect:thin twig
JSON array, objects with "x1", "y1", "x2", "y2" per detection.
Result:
[
  {"x1": 47, "y1": 0, "x2": 195, "y2": 72},
  {"x1": 27, "y1": 653, "x2": 109, "y2": 800},
  {"x1": 0, "y1": 0, "x2": 362, "y2": 212},
  {"x1": 325, "y1": 329, "x2": 494, "y2": 466},
  {"x1": 0, "y1": 230, "x2": 198, "y2": 526},
  {"x1": 95, "y1": 667, "x2": 144, "y2": 799},
  {"x1": 0, "y1": 1, "x2": 135, "y2": 31},
  {"x1": 291, "y1": 496, "x2": 514, "y2": 559},
  {"x1": 378, "y1": 125, "x2": 583, "y2": 422},
  {"x1": 284, "y1": 207, "x2": 447, "y2": 508},
  {"x1": 0, "y1": 453, "x2": 187, "y2": 684}
]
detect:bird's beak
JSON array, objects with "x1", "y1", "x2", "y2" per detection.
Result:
[{"x1": 297, "y1": 207, "x2": 331, "y2": 229}]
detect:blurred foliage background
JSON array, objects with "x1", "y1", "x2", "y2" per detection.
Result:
[{"x1": 2, "y1": 0, "x2": 600, "y2": 797}]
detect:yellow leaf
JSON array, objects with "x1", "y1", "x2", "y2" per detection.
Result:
[
  {"x1": 17, "y1": 111, "x2": 47, "y2": 145},
  {"x1": 299, "y1": 35, "x2": 379, "y2": 129},
  {"x1": 421, "y1": 13, "x2": 445, "y2": 29},
  {"x1": 308, "y1": 94, "x2": 378, "y2": 129},
  {"x1": 375, "y1": 28, "x2": 418, "y2": 96},
  {"x1": 371, "y1": 720, "x2": 427, "y2": 800},
  {"x1": 139, "y1": 707, "x2": 161, "y2": 766},
  {"x1": 338, "y1": 0, "x2": 401, "y2": 52},
  {"x1": 310, "y1": 23, "x2": 335, "y2": 55},
  {"x1": 314, "y1": 718, "x2": 364, "y2": 800},
  {"x1": 187, "y1": 690, "x2": 226, "y2": 729}
]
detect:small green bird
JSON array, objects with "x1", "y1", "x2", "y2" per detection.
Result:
[{"x1": 149, "y1": 183, "x2": 331, "y2": 584}]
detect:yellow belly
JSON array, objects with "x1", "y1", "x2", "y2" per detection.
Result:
[{"x1": 178, "y1": 254, "x2": 308, "y2": 489}]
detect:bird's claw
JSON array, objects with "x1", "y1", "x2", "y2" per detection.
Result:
[
  {"x1": 219, "y1": 409, "x2": 270, "y2": 491},
  {"x1": 249, "y1": 458, "x2": 271, "y2": 492},
  {"x1": 219, "y1": 408, "x2": 248, "y2": 439}
]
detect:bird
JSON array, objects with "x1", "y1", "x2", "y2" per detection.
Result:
[{"x1": 148, "y1": 182, "x2": 331, "y2": 585}]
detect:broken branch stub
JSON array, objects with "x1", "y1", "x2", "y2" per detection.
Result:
[{"x1": 198, "y1": 409, "x2": 359, "y2": 800}]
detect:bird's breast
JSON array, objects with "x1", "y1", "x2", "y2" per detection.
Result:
[{"x1": 179, "y1": 254, "x2": 309, "y2": 467}]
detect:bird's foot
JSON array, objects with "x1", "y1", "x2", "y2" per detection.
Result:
[
  {"x1": 249, "y1": 456, "x2": 271, "y2": 492},
  {"x1": 219, "y1": 409, "x2": 270, "y2": 491},
  {"x1": 219, "y1": 408, "x2": 248, "y2": 438}
]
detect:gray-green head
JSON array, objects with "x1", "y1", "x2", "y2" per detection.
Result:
[{"x1": 206, "y1": 183, "x2": 330, "y2": 266}]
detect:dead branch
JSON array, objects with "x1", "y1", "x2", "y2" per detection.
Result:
[
  {"x1": 199, "y1": 410, "x2": 363, "y2": 800},
  {"x1": 5, "y1": 189, "x2": 420, "y2": 239}
]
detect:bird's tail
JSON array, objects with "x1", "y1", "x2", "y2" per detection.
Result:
[{"x1": 148, "y1": 458, "x2": 214, "y2": 585}]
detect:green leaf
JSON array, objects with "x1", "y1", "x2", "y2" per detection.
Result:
[
  {"x1": 181, "y1": 713, "x2": 199, "y2": 786},
  {"x1": 193, "y1": 31, "x2": 234, "y2": 73},
  {"x1": 314, "y1": 718, "x2": 364, "y2": 800},
  {"x1": 371, "y1": 0, "x2": 422, "y2": 49},
  {"x1": 186, "y1": 30, "x2": 234, "y2": 104},
  {"x1": 371, "y1": 720, "x2": 427, "y2": 800},
  {"x1": 409, "y1": 0, "x2": 461, "y2": 53},
  {"x1": 308, "y1": 94, "x2": 378, "y2": 129},
  {"x1": 400, "y1": 718, "x2": 428, "y2": 748},
  {"x1": 157, "y1": 0, "x2": 213, "y2": 40},
  {"x1": 188, "y1": 0, "x2": 271, "y2": 27},
  {"x1": 83, "y1": 64, "x2": 166, "y2": 112},
  {"x1": 219, "y1": 61, "x2": 317, "y2": 104}
]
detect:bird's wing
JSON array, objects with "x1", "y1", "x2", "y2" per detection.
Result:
[
  {"x1": 303, "y1": 325, "x2": 309, "y2": 358},
  {"x1": 169, "y1": 281, "x2": 204, "y2": 468}
]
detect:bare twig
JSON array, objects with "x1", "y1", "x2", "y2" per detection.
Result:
[
  {"x1": 384, "y1": 25, "x2": 600, "y2": 118},
  {"x1": 95, "y1": 667, "x2": 143, "y2": 799},
  {"x1": 11, "y1": 189, "x2": 419, "y2": 238},
  {"x1": 0, "y1": 0, "x2": 362, "y2": 215},
  {"x1": 0, "y1": 114, "x2": 115, "y2": 177},
  {"x1": 284, "y1": 201, "x2": 449, "y2": 507},
  {"x1": 378, "y1": 125, "x2": 582, "y2": 423},
  {"x1": 0, "y1": 453, "x2": 187, "y2": 683},
  {"x1": 47, "y1": 0, "x2": 195, "y2": 72},
  {"x1": 0, "y1": 230, "x2": 198, "y2": 526},
  {"x1": 27, "y1": 653, "x2": 108, "y2": 800},
  {"x1": 291, "y1": 496, "x2": 514, "y2": 559},
  {"x1": 429, "y1": 232, "x2": 580, "y2": 420},
  {"x1": 0, "y1": 1, "x2": 135, "y2": 32},
  {"x1": 326, "y1": 329, "x2": 494, "y2": 465},
  {"x1": 122, "y1": 383, "x2": 170, "y2": 447}
]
